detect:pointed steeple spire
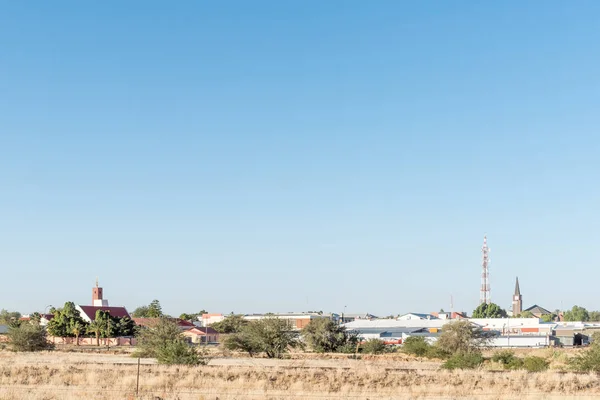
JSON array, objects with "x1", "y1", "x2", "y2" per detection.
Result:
[{"x1": 514, "y1": 277, "x2": 521, "y2": 296}]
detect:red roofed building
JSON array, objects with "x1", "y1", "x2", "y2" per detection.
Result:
[
  {"x1": 133, "y1": 318, "x2": 195, "y2": 331},
  {"x1": 182, "y1": 326, "x2": 219, "y2": 343},
  {"x1": 77, "y1": 305, "x2": 131, "y2": 322},
  {"x1": 76, "y1": 280, "x2": 130, "y2": 323}
]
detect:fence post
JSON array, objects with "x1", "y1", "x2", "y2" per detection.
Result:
[{"x1": 136, "y1": 357, "x2": 141, "y2": 396}]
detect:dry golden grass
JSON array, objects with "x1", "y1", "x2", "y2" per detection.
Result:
[{"x1": 1, "y1": 350, "x2": 599, "y2": 399}]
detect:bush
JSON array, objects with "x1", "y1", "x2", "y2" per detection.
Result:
[
  {"x1": 133, "y1": 318, "x2": 207, "y2": 365},
  {"x1": 402, "y1": 336, "x2": 430, "y2": 357},
  {"x1": 224, "y1": 317, "x2": 302, "y2": 359},
  {"x1": 361, "y1": 339, "x2": 386, "y2": 354},
  {"x1": 302, "y1": 319, "x2": 358, "y2": 353},
  {"x1": 491, "y1": 350, "x2": 516, "y2": 365},
  {"x1": 155, "y1": 340, "x2": 207, "y2": 366},
  {"x1": 570, "y1": 345, "x2": 600, "y2": 372},
  {"x1": 7, "y1": 323, "x2": 53, "y2": 352},
  {"x1": 441, "y1": 352, "x2": 484, "y2": 370},
  {"x1": 506, "y1": 357, "x2": 525, "y2": 370},
  {"x1": 522, "y1": 356, "x2": 549, "y2": 372},
  {"x1": 426, "y1": 345, "x2": 450, "y2": 360},
  {"x1": 436, "y1": 320, "x2": 493, "y2": 355}
]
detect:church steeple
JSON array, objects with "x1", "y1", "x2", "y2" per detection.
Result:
[{"x1": 512, "y1": 277, "x2": 523, "y2": 316}]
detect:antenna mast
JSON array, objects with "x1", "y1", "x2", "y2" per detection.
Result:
[{"x1": 480, "y1": 235, "x2": 491, "y2": 304}]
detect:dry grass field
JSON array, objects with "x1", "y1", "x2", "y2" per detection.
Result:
[{"x1": 1, "y1": 349, "x2": 599, "y2": 400}]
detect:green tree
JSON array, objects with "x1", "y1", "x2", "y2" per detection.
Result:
[
  {"x1": 224, "y1": 317, "x2": 302, "y2": 359},
  {"x1": 210, "y1": 314, "x2": 248, "y2": 333},
  {"x1": 402, "y1": 336, "x2": 431, "y2": 357},
  {"x1": 301, "y1": 318, "x2": 358, "y2": 353},
  {"x1": 134, "y1": 318, "x2": 206, "y2": 365},
  {"x1": 471, "y1": 303, "x2": 507, "y2": 318},
  {"x1": 7, "y1": 322, "x2": 53, "y2": 352},
  {"x1": 436, "y1": 320, "x2": 493, "y2": 355},
  {"x1": 224, "y1": 330, "x2": 261, "y2": 357},
  {"x1": 47, "y1": 302, "x2": 87, "y2": 338},
  {"x1": 116, "y1": 317, "x2": 137, "y2": 337},
  {"x1": 540, "y1": 314, "x2": 556, "y2": 323},
  {"x1": 588, "y1": 311, "x2": 600, "y2": 322},
  {"x1": 563, "y1": 305, "x2": 589, "y2": 322},
  {"x1": 131, "y1": 300, "x2": 164, "y2": 318},
  {"x1": 517, "y1": 310, "x2": 535, "y2": 318},
  {"x1": 87, "y1": 321, "x2": 103, "y2": 346},
  {"x1": 179, "y1": 310, "x2": 207, "y2": 322},
  {"x1": 147, "y1": 300, "x2": 163, "y2": 318},
  {"x1": 0, "y1": 309, "x2": 21, "y2": 325},
  {"x1": 131, "y1": 306, "x2": 150, "y2": 318},
  {"x1": 71, "y1": 321, "x2": 84, "y2": 346}
]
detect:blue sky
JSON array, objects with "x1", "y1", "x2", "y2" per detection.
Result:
[{"x1": 1, "y1": 2, "x2": 599, "y2": 316}]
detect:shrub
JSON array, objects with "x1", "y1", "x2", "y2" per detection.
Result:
[
  {"x1": 361, "y1": 339, "x2": 386, "y2": 354},
  {"x1": 155, "y1": 340, "x2": 207, "y2": 366},
  {"x1": 522, "y1": 356, "x2": 549, "y2": 372},
  {"x1": 426, "y1": 345, "x2": 450, "y2": 360},
  {"x1": 570, "y1": 345, "x2": 600, "y2": 372},
  {"x1": 491, "y1": 350, "x2": 516, "y2": 365},
  {"x1": 436, "y1": 320, "x2": 493, "y2": 355},
  {"x1": 133, "y1": 318, "x2": 207, "y2": 365},
  {"x1": 302, "y1": 319, "x2": 358, "y2": 353},
  {"x1": 506, "y1": 357, "x2": 525, "y2": 370},
  {"x1": 7, "y1": 322, "x2": 53, "y2": 352},
  {"x1": 402, "y1": 336, "x2": 430, "y2": 357},
  {"x1": 442, "y1": 352, "x2": 484, "y2": 370},
  {"x1": 224, "y1": 317, "x2": 302, "y2": 359}
]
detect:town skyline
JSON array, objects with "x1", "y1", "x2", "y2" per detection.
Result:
[{"x1": 3, "y1": 3, "x2": 600, "y2": 315}]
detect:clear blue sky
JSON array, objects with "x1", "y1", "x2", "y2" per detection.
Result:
[{"x1": 1, "y1": 2, "x2": 599, "y2": 317}]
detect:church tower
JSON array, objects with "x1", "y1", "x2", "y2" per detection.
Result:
[
  {"x1": 512, "y1": 277, "x2": 522, "y2": 316},
  {"x1": 92, "y1": 278, "x2": 109, "y2": 307}
]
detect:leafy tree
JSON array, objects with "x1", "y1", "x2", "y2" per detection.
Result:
[
  {"x1": 224, "y1": 317, "x2": 302, "y2": 359},
  {"x1": 148, "y1": 300, "x2": 163, "y2": 318},
  {"x1": 360, "y1": 338, "x2": 386, "y2": 354},
  {"x1": 7, "y1": 322, "x2": 53, "y2": 352},
  {"x1": 179, "y1": 310, "x2": 207, "y2": 322},
  {"x1": 563, "y1": 305, "x2": 589, "y2": 322},
  {"x1": 131, "y1": 306, "x2": 150, "y2": 318},
  {"x1": 540, "y1": 314, "x2": 556, "y2": 323},
  {"x1": 471, "y1": 303, "x2": 507, "y2": 319},
  {"x1": 0, "y1": 309, "x2": 21, "y2": 325},
  {"x1": 131, "y1": 300, "x2": 164, "y2": 318},
  {"x1": 47, "y1": 302, "x2": 87, "y2": 338},
  {"x1": 116, "y1": 317, "x2": 137, "y2": 337},
  {"x1": 134, "y1": 318, "x2": 206, "y2": 365},
  {"x1": 588, "y1": 311, "x2": 600, "y2": 322},
  {"x1": 92, "y1": 310, "x2": 136, "y2": 338},
  {"x1": 210, "y1": 314, "x2": 248, "y2": 333},
  {"x1": 517, "y1": 311, "x2": 535, "y2": 318},
  {"x1": 223, "y1": 330, "x2": 261, "y2": 357},
  {"x1": 71, "y1": 321, "x2": 84, "y2": 346},
  {"x1": 301, "y1": 318, "x2": 358, "y2": 353},
  {"x1": 436, "y1": 320, "x2": 493, "y2": 355},
  {"x1": 87, "y1": 321, "x2": 103, "y2": 346}
]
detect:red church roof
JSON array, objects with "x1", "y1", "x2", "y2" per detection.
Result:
[{"x1": 78, "y1": 306, "x2": 130, "y2": 321}]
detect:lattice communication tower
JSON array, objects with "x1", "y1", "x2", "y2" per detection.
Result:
[{"x1": 480, "y1": 235, "x2": 491, "y2": 304}]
